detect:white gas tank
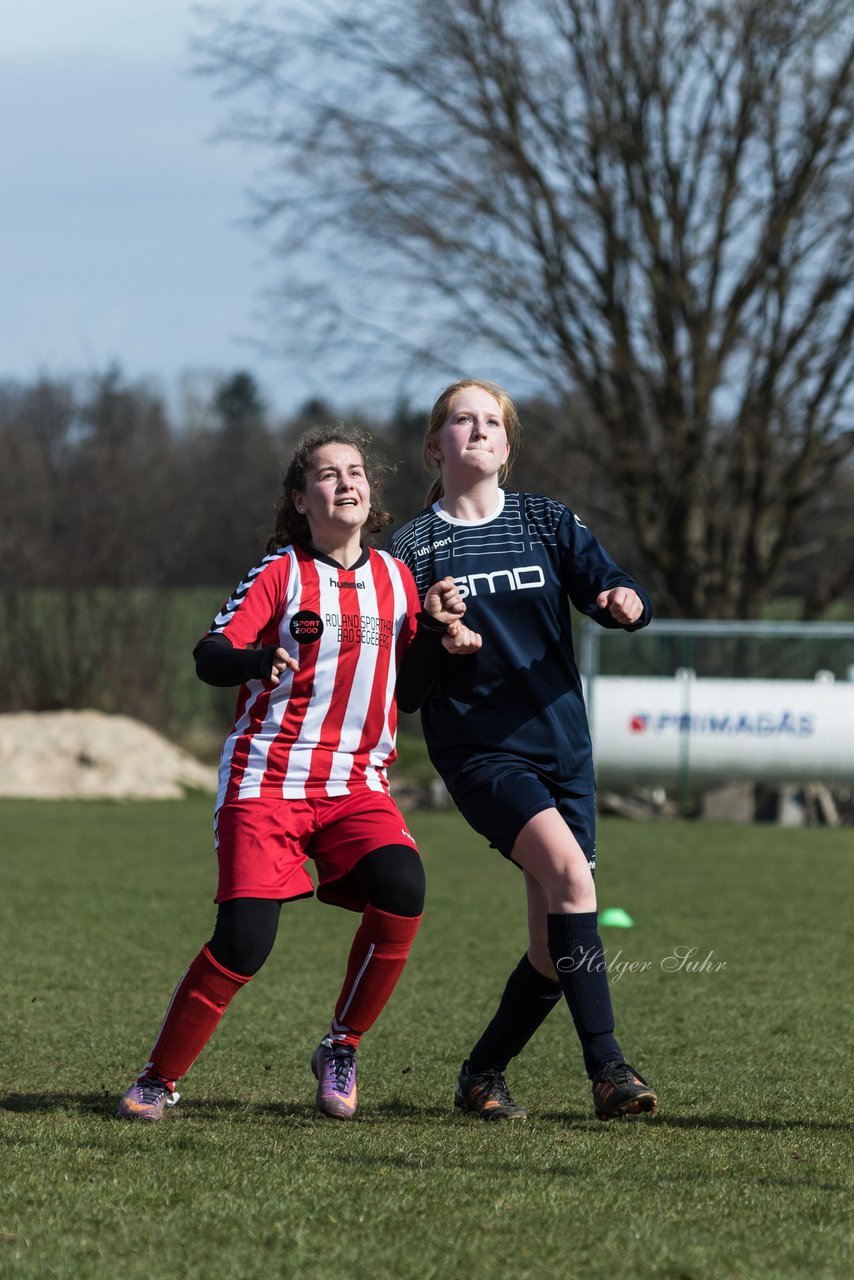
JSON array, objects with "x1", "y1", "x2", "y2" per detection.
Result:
[{"x1": 589, "y1": 671, "x2": 854, "y2": 785}]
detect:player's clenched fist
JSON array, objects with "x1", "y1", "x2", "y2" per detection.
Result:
[
  {"x1": 424, "y1": 576, "x2": 466, "y2": 627},
  {"x1": 441, "y1": 620, "x2": 482, "y2": 655},
  {"x1": 596, "y1": 586, "x2": 643, "y2": 625}
]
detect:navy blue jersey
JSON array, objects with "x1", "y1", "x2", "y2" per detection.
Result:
[{"x1": 387, "y1": 491, "x2": 651, "y2": 797}]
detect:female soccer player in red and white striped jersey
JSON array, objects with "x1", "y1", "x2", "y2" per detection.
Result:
[{"x1": 117, "y1": 428, "x2": 479, "y2": 1122}]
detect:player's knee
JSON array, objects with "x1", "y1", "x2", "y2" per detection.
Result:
[
  {"x1": 208, "y1": 898, "x2": 281, "y2": 977},
  {"x1": 358, "y1": 844, "x2": 425, "y2": 917},
  {"x1": 544, "y1": 858, "x2": 595, "y2": 912}
]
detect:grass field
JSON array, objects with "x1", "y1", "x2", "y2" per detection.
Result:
[{"x1": 1, "y1": 798, "x2": 852, "y2": 1280}]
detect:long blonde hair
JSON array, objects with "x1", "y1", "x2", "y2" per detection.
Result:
[{"x1": 423, "y1": 379, "x2": 522, "y2": 506}]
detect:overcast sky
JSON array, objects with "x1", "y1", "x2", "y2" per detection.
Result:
[{"x1": 0, "y1": 1, "x2": 370, "y2": 415}]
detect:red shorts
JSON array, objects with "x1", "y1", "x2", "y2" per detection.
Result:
[{"x1": 214, "y1": 791, "x2": 419, "y2": 910}]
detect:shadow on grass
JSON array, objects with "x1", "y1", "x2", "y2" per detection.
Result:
[
  {"x1": 1, "y1": 1091, "x2": 117, "y2": 1117},
  {"x1": 533, "y1": 1107, "x2": 853, "y2": 1133},
  {"x1": 2, "y1": 1093, "x2": 851, "y2": 1137},
  {"x1": 0, "y1": 1091, "x2": 447, "y2": 1124}
]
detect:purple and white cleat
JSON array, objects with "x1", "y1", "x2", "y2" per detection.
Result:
[
  {"x1": 116, "y1": 1077, "x2": 180, "y2": 1122},
  {"x1": 311, "y1": 1036, "x2": 357, "y2": 1120}
]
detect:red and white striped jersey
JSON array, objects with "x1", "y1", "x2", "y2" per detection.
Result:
[{"x1": 206, "y1": 543, "x2": 421, "y2": 806}]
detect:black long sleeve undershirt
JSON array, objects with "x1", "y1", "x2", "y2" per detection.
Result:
[
  {"x1": 193, "y1": 634, "x2": 279, "y2": 686},
  {"x1": 193, "y1": 614, "x2": 449, "y2": 711},
  {"x1": 395, "y1": 614, "x2": 449, "y2": 713}
]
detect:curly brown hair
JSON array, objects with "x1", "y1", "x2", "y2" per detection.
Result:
[{"x1": 266, "y1": 427, "x2": 393, "y2": 554}]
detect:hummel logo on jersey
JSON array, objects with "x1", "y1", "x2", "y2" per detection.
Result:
[
  {"x1": 332, "y1": 578, "x2": 365, "y2": 589},
  {"x1": 453, "y1": 565, "x2": 545, "y2": 599}
]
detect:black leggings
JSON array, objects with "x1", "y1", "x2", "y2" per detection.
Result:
[{"x1": 207, "y1": 844, "x2": 425, "y2": 977}]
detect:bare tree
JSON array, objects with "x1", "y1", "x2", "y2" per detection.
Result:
[
  {"x1": 196, "y1": 0, "x2": 854, "y2": 616},
  {"x1": 781, "y1": 459, "x2": 854, "y2": 619}
]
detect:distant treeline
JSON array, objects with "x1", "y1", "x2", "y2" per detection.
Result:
[
  {"x1": 0, "y1": 365, "x2": 647, "y2": 591},
  {"x1": 1, "y1": 365, "x2": 851, "y2": 736},
  {"x1": 0, "y1": 366, "x2": 638, "y2": 734}
]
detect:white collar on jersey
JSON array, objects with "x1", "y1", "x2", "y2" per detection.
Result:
[{"x1": 431, "y1": 489, "x2": 506, "y2": 527}]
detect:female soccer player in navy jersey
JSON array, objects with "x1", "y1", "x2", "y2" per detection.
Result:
[
  {"x1": 117, "y1": 428, "x2": 478, "y2": 1122},
  {"x1": 387, "y1": 380, "x2": 658, "y2": 1122}
]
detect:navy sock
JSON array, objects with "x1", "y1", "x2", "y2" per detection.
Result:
[
  {"x1": 547, "y1": 912, "x2": 622, "y2": 1078},
  {"x1": 468, "y1": 954, "x2": 562, "y2": 1072}
]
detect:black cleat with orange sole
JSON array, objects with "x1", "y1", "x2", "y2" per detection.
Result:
[
  {"x1": 592, "y1": 1061, "x2": 657, "y2": 1120},
  {"x1": 454, "y1": 1060, "x2": 528, "y2": 1120}
]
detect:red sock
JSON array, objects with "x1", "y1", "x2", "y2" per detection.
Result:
[
  {"x1": 140, "y1": 945, "x2": 250, "y2": 1088},
  {"x1": 330, "y1": 905, "x2": 422, "y2": 1049}
]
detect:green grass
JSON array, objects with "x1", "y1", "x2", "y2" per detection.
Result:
[{"x1": 1, "y1": 799, "x2": 852, "y2": 1279}]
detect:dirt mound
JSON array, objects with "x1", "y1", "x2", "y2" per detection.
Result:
[{"x1": 0, "y1": 710, "x2": 218, "y2": 800}]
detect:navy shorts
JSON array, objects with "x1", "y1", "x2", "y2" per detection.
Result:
[{"x1": 451, "y1": 766, "x2": 597, "y2": 872}]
